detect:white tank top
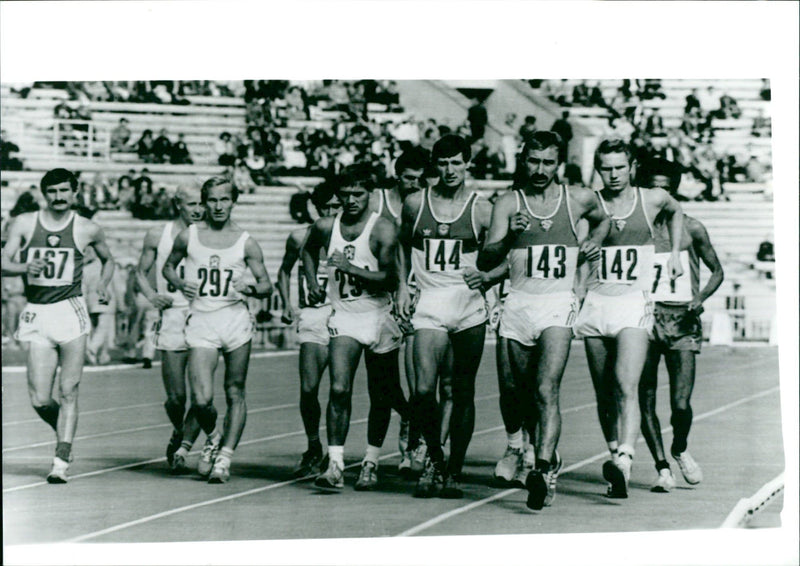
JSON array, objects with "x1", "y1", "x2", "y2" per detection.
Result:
[
  {"x1": 326, "y1": 212, "x2": 390, "y2": 313},
  {"x1": 155, "y1": 221, "x2": 188, "y2": 309},
  {"x1": 184, "y1": 224, "x2": 249, "y2": 313}
]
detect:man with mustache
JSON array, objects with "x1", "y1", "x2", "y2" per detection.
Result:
[{"x1": 2, "y1": 168, "x2": 115, "y2": 483}]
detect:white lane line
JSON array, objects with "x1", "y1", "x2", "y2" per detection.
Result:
[
  {"x1": 3, "y1": 402, "x2": 164, "y2": 427},
  {"x1": 396, "y1": 385, "x2": 780, "y2": 537},
  {"x1": 720, "y1": 472, "x2": 785, "y2": 528}
]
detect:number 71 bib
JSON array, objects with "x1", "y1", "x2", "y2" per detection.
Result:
[{"x1": 650, "y1": 251, "x2": 692, "y2": 302}]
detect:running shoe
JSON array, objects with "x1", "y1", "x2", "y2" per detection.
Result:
[
  {"x1": 166, "y1": 429, "x2": 183, "y2": 467},
  {"x1": 652, "y1": 467, "x2": 676, "y2": 493},
  {"x1": 315, "y1": 460, "x2": 345, "y2": 492},
  {"x1": 398, "y1": 453, "x2": 412, "y2": 475},
  {"x1": 170, "y1": 452, "x2": 190, "y2": 475},
  {"x1": 514, "y1": 445, "x2": 536, "y2": 487},
  {"x1": 354, "y1": 461, "x2": 379, "y2": 491},
  {"x1": 543, "y1": 451, "x2": 563, "y2": 507},
  {"x1": 293, "y1": 446, "x2": 325, "y2": 478},
  {"x1": 439, "y1": 473, "x2": 464, "y2": 499},
  {"x1": 494, "y1": 446, "x2": 523, "y2": 483},
  {"x1": 46, "y1": 457, "x2": 70, "y2": 484},
  {"x1": 603, "y1": 457, "x2": 629, "y2": 499},
  {"x1": 409, "y1": 442, "x2": 428, "y2": 478},
  {"x1": 672, "y1": 450, "x2": 703, "y2": 485},
  {"x1": 197, "y1": 435, "x2": 221, "y2": 478},
  {"x1": 208, "y1": 457, "x2": 231, "y2": 484},
  {"x1": 413, "y1": 458, "x2": 444, "y2": 498}
]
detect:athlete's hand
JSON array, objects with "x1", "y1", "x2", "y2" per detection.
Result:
[
  {"x1": 281, "y1": 305, "x2": 299, "y2": 325},
  {"x1": 668, "y1": 251, "x2": 684, "y2": 281},
  {"x1": 396, "y1": 285, "x2": 415, "y2": 319},
  {"x1": 327, "y1": 250, "x2": 352, "y2": 274},
  {"x1": 233, "y1": 279, "x2": 251, "y2": 294},
  {"x1": 462, "y1": 267, "x2": 486, "y2": 290},
  {"x1": 509, "y1": 212, "x2": 531, "y2": 235},
  {"x1": 579, "y1": 240, "x2": 601, "y2": 262},
  {"x1": 96, "y1": 286, "x2": 111, "y2": 305},
  {"x1": 307, "y1": 284, "x2": 326, "y2": 306},
  {"x1": 181, "y1": 281, "x2": 199, "y2": 301},
  {"x1": 688, "y1": 298, "x2": 704, "y2": 314},
  {"x1": 26, "y1": 258, "x2": 47, "y2": 277},
  {"x1": 149, "y1": 294, "x2": 174, "y2": 310}
]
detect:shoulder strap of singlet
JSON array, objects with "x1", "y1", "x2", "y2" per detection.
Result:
[
  {"x1": 514, "y1": 190, "x2": 522, "y2": 214},
  {"x1": 638, "y1": 187, "x2": 656, "y2": 239},
  {"x1": 411, "y1": 189, "x2": 427, "y2": 236},
  {"x1": 563, "y1": 185, "x2": 579, "y2": 240},
  {"x1": 469, "y1": 192, "x2": 482, "y2": 242},
  {"x1": 383, "y1": 189, "x2": 400, "y2": 219}
]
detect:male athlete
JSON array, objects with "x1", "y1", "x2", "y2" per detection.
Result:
[
  {"x1": 638, "y1": 161, "x2": 724, "y2": 492},
  {"x1": 277, "y1": 180, "x2": 341, "y2": 477},
  {"x1": 397, "y1": 134, "x2": 498, "y2": 499},
  {"x1": 478, "y1": 131, "x2": 611, "y2": 509},
  {"x1": 163, "y1": 177, "x2": 273, "y2": 483},
  {"x1": 2, "y1": 168, "x2": 114, "y2": 482},
  {"x1": 136, "y1": 185, "x2": 206, "y2": 474},
  {"x1": 303, "y1": 168, "x2": 408, "y2": 491},
  {"x1": 572, "y1": 139, "x2": 685, "y2": 499}
]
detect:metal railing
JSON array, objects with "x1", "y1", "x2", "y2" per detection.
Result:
[{"x1": 51, "y1": 119, "x2": 111, "y2": 161}]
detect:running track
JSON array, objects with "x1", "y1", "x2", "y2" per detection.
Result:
[{"x1": 2, "y1": 344, "x2": 784, "y2": 549}]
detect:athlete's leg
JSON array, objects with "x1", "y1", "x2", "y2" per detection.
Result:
[
  {"x1": 613, "y1": 328, "x2": 650, "y2": 454},
  {"x1": 446, "y1": 323, "x2": 486, "y2": 477},
  {"x1": 26, "y1": 342, "x2": 61, "y2": 431},
  {"x1": 299, "y1": 341, "x2": 329, "y2": 447},
  {"x1": 54, "y1": 335, "x2": 88, "y2": 456},
  {"x1": 497, "y1": 335, "x2": 525, "y2": 435},
  {"x1": 503, "y1": 337, "x2": 537, "y2": 481},
  {"x1": 188, "y1": 347, "x2": 221, "y2": 436},
  {"x1": 162, "y1": 350, "x2": 191, "y2": 432},
  {"x1": 364, "y1": 347, "x2": 406, "y2": 448},
  {"x1": 326, "y1": 336, "x2": 363, "y2": 447},
  {"x1": 584, "y1": 337, "x2": 618, "y2": 449},
  {"x1": 639, "y1": 343, "x2": 667, "y2": 465},
  {"x1": 532, "y1": 327, "x2": 573, "y2": 464},
  {"x1": 664, "y1": 350, "x2": 696, "y2": 456},
  {"x1": 219, "y1": 340, "x2": 252, "y2": 451},
  {"x1": 438, "y1": 343, "x2": 453, "y2": 445},
  {"x1": 403, "y1": 334, "x2": 416, "y2": 397},
  {"x1": 411, "y1": 328, "x2": 450, "y2": 466}
]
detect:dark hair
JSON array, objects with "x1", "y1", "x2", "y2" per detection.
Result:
[
  {"x1": 311, "y1": 180, "x2": 339, "y2": 211},
  {"x1": 201, "y1": 175, "x2": 238, "y2": 203},
  {"x1": 431, "y1": 134, "x2": 471, "y2": 162},
  {"x1": 9, "y1": 191, "x2": 40, "y2": 217},
  {"x1": 594, "y1": 138, "x2": 634, "y2": 169},
  {"x1": 40, "y1": 168, "x2": 78, "y2": 193},
  {"x1": 394, "y1": 147, "x2": 429, "y2": 177},
  {"x1": 334, "y1": 164, "x2": 374, "y2": 193},
  {"x1": 521, "y1": 131, "x2": 566, "y2": 164}
]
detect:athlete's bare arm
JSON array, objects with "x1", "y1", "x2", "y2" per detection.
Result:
[
  {"x1": 301, "y1": 217, "x2": 334, "y2": 305},
  {"x1": 328, "y1": 217, "x2": 398, "y2": 292},
  {"x1": 686, "y1": 216, "x2": 724, "y2": 311},
  {"x1": 571, "y1": 188, "x2": 611, "y2": 263},
  {"x1": 84, "y1": 220, "x2": 115, "y2": 302},
  {"x1": 0, "y1": 213, "x2": 43, "y2": 277},
  {"x1": 163, "y1": 229, "x2": 196, "y2": 300},
  {"x1": 477, "y1": 191, "x2": 524, "y2": 272},
  {"x1": 646, "y1": 188, "x2": 685, "y2": 279},
  {"x1": 277, "y1": 229, "x2": 307, "y2": 323},
  {"x1": 236, "y1": 238, "x2": 274, "y2": 298},
  {"x1": 136, "y1": 226, "x2": 174, "y2": 310},
  {"x1": 396, "y1": 191, "x2": 423, "y2": 318}
]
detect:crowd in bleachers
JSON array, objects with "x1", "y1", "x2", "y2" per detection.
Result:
[{"x1": 9, "y1": 81, "x2": 240, "y2": 104}]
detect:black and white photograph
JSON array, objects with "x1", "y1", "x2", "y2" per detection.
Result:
[{"x1": 1, "y1": 2, "x2": 797, "y2": 566}]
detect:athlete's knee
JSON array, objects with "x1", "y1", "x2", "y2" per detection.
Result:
[
  {"x1": 225, "y1": 384, "x2": 246, "y2": 404},
  {"x1": 329, "y1": 381, "x2": 352, "y2": 403}
]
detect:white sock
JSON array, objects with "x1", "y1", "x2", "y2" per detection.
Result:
[
  {"x1": 175, "y1": 446, "x2": 189, "y2": 458},
  {"x1": 218, "y1": 447, "x2": 234, "y2": 464},
  {"x1": 508, "y1": 430, "x2": 524, "y2": 450},
  {"x1": 608, "y1": 440, "x2": 619, "y2": 456},
  {"x1": 617, "y1": 444, "x2": 635, "y2": 459},
  {"x1": 364, "y1": 445, "x2": 381, "y2": 466},
  {"x1": 328, "y1": 445, "x2": 344, "y2": 468}
]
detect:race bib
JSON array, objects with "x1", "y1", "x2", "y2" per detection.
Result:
[
  {"x1": 524, "y1": 244, "x2": 577, "y2": 280},
  {"x1": 598, "y1": 246, "x2": 641, "y2": 285},
  {"x1": 423, "y1": 239, "x2": 462, "y2": 272},
  {"x1": 650, "y1": 251, "x2": 692, "y2": 302},
  {"x1": 26, "y1": 247, "x2": 75, "y2": 286}
]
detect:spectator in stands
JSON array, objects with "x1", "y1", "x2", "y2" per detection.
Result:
[
  {"x1": 563, "y1": 157, "x2": 584, "y2": 186},
  {"x1": 680, "y1": 107, "x2": 702, "y2": 141},
  {"x1": 551, "y1": 111, "x2": 573, "y2": 159},
  {"x1": 152, "y1": 128, "x2": 172, "y2": 163},
  {"x1": 467, "y1": 97, "x2": 488, "y2": 142},
  {"x1": 232, "y1": 159, "x2": 256, "y2": 194},
  {"x1": 751, "y1": 108, "x2": 771, "y2": 137},
  {"x1": 169, "y1": 133, "x2": 193, "y2": 164},
  {"x1": 286, "y1": 85, "x2": 310, "y2": 120},
  {"x1": 756, "y1": 237, "x2": 775, "y2": 263},
  {"x1": 698, "y1": 86, "x2": 717, "y2": 117},
  {"x1": 572, "y1": 81, "x2": 590, "y2": 106},
  {"x1": 588, "y1": 81, "x2": 606, "y2": 107},
  {"x1": 685, "y1": 88, "x2": 701, "y2": 115},
  {"x1": 518, "y1": 115, "x2": 537, "y2": 144},
  {"x1": 745, "y1": 156, "x2": 766, "y2": 183},
  {"x1": 215, "y1": 132, "x2": 237, "y2": 166},
  {"x1": 618, "y1": 79, "x2": 635, "y2": 101},
  {"x1": 759, "y1": 79, "x2": 771, "y2": 101},
  {"x1": 0, "y1": 130, "x2": 24, "y2": 170},
  {"x1": 716, "y1": 92, "x2": 742, "y2": 120},
  {"x1": 641, "y1": 79, "x2": 666, "y2": 100},
  {"x1": 84, "y1": 247, "x2": 116, "y2": 365},
  {"x1": 135, "y1": 129, "x2": 155, "y2": 162},
  {"x1": 152, "y1": 187, "x2": 172, "y2": 219},
  {"x1": 645, "y1": 107, "x2": 666, "y2": 137},
  {"x1": 110, "y1": 118, "x2": 132, "y2": 152},
  {"x1": 8, "y1": 190, "x2": 40, "y2": 220}
]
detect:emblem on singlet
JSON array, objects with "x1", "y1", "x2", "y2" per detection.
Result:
[
  {"x1": 210, "y1": 255, "x2": 220, "y2": 269},
  {"x1": 540, "y1": 219, "x2": 553, "y2": 231},
  {"x1": 437, "y1": 224, "x2": 450, "y2": 237},
  {"x1": 46, "y1": 234, "x2": 61, "y2": 247},
  {"x1": 344, "y1": 245, "x2": 355, "y2": 260},
  {"x1": 615, "y1": 219, "x2": 627, "y2": 231}
]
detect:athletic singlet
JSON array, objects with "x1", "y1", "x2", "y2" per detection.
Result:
[
  {"x1": 326, "y1": 212, "x2": 390, "y2": 313},
  {"x1": 507, "y1": 186, "x2": 580, "y2": 295},
  {"x1": 650, "y1": 217, "x2": 700, "y2": 304},
  {"x1": 588, "y1": 187, "x2": 655, "y2": 296},
  {"x1": 184, "y1": 224, "x2": 249, "y2": 313},
  {"x1": 410, "y1": 188, "x2": 481, "y2": 290},
  {"x1": 155, "y1": 221, "x2": 188, "y2": 309},
  {"x1": 298, "y1": 226, "x2": 329, "y2": 309},
  {"x1": 376, "y1": 188, "x2": 401, "y2": 224},
  {"x1": 20, "y1": 211, "x2": 84, "y2": 304}
]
